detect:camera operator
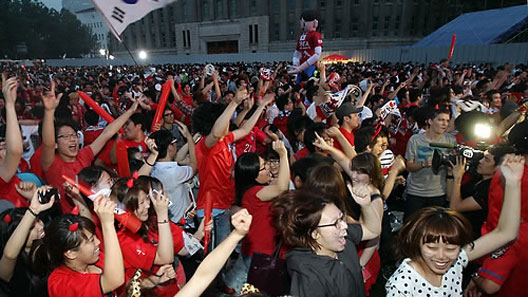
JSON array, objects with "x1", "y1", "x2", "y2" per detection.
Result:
[
  {"x1": 449, "y1": 143, "x2": 514, "y2": 238},
  {"x1": 469, "y1": 120, "x2": 528, "y2": 296},
  {"x1": 404, "y1": 106, "x2": 456, "y2": 220}
]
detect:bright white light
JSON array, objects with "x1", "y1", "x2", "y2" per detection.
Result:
[
  {"x1": 138, "y1": 50, "x2": 147, "y2": 60},
  {"x1": 475, "y1": 123, "x2": 491, "y2": 139},
  {"x1": 99, "y1": 48, "x2": 106, "y2": 56},
  {"x1": 109, "y1": 55, "x2": 115, "y2": 60}
]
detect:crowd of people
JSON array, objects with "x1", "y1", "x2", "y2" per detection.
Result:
[{"x1": 0, "y1": 57, "x2": 527, "y2": 297}]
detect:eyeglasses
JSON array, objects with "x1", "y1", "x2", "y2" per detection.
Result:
[
  {"x1": 57, "y1": 133, "x2": 79, "y2": 140},
  {"x1": 259, "y1": 163, "x2": 270, "y2": 172},
  {"x1": 163, "y1": 113, "x2": 174, "y2": 117},
  {"x1": 317, "y1": 217, "x2": 346, "y2": 229}
]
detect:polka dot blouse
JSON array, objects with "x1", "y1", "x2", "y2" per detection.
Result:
[{"x1": 385, "y1": 249, "x2": 469, "y2": 297}]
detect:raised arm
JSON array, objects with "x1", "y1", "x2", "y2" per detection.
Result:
[
  {"x1": 40, "y1": 81, "x2": 62, "y2": 172},
  {"x1": 0, "y1": 74, "x2": 23, "y2": 181},
  {"x1": 150, "y1": 189, "x2": 174, "y2": 265},
  {"x1": 465, "y1": 154, "x2": 523, "y2": 261},
  {"x1": 356, "y1": 80, "x2": 373, "y2": 107},
  {"x1": 327, "y1": 126, "x2": 357, "y2": 160},
  {"x1": 313, "y1": 132, "x2": 354, "y2": 177},
  {"x1": 212, "y1": 71, "x2": 221, "y2": 102},
  {"x1": 256, "y1": 141, "x2": 290, "y2": 201},
  {"x1": 175, "y1": 120, "x2": 197, "y2": 173},
  {"x1": 138, "y1": 137, "x2": 159, "y2": 176},
  {"x1": 0, "y1": 187, "x2": 55, "y2": 282},
  {"x1": 175, "y1": 209, "x2": 251, "y2": 297},
  {"x1": 232, "y1": 93, "x2": 274, "y2": 142},
  {"x1": 349, "y1": 183, "x2": 383, "y2": 241},
  {"x1": 94, "y1": 197, "x2": 125, "y2": 293},
  {"x1": 204, "y1": 88, "x2": 245, "y2": 148},
  {"x1": 89, "y1": 99, "x2": 139, "y2": 156},
  {"x1": 382, "y1": 156, "x2": 406, "y2": 199}
]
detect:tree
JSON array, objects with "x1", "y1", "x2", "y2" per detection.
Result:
[{"x1": 0, "y1": 0, "x2": 97, "y2": 59}]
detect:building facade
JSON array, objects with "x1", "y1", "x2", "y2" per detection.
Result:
[{"x1": 109, "y1": 0, "x2": 465, "y2": 55}]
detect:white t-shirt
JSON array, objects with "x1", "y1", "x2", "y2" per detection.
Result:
[{"x1": 385, "y1": 249, "x2": 468, "y2": 297}]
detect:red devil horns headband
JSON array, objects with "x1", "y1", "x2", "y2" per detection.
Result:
[{"x1": 69, "y1": 222, "x2": 79, "y2": 232}]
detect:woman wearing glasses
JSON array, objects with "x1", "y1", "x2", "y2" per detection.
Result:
[{"x1": 273, "y1": 184, "x2": 382, "y2": 297}]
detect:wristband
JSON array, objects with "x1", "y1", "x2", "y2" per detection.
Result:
[
  {"x1": 27, "y1": 208, "x2": 38, "y2": 217},
  {"x1": 158, "y1": 219, "x2": 169, "y2": 224},
  {"x1": 145, "y1": 159, "x2": 155, "y2": 166}
]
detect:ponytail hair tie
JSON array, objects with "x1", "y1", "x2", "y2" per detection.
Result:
[
  {"x1": 69, "y1": 222, "x2": 79, "y2": 232},
  {"x1": 3, "y1": 214, "x2": 11, "y2": 224},
  {"x1": 434, "y1": 104, "x2": 440, "y2": 110},
  {"x1": 127, "y1": 171, "x2": 140, "y2": 189}
]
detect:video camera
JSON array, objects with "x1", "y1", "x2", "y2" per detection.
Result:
[{"x1": 429, "y1": 142, "x2": 485, "y2": 174}]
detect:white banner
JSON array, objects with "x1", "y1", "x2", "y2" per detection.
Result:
[{"x1": 91, "y1": 0, "x2": 177, "y2": 41}]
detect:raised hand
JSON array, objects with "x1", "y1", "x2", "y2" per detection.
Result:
[
  {"x1": 312, "y1": 132, "x2": 333, "y2": 152},
  {"x1": 29, "y1": 186, "x2": 56, "y2": 214},
  {"x1": 347, "y1": 183, "x2": 372, "y2": 206},
  {"x1": 243, "y1": 96, "x2": 254, "y2": 111},
  {"x1": 260, "y1": 92, "x2": 275, "y2": 106},
  {"x1": 272, "y1": 140, "x2": 287, "y2": 157},
  {"x1": 175, "y1": 120, "x2": 191, "y2": 138},
  {"x1": 2, "y1": 73, "x2": 17, "y2": 105},
  {"x1": 231, "y1": 208, "x2": 252, "y2": 237},
  {"x1": 129, "y1": 97, "x2": 140, "y2": 112},
  {"x1": 15, "y1": 181, "x2": 37, "y2": 201},
  {"x1": 326, "y1": 126, "x2": 341, "y2": 138},
  {"x1": 41, "y1": 81, "x2": 62, "y2": 111},
  {"x1": 145, "y1": 137, "x2": 158, "y2": 155},
  {"x1": 149, "y1": 188, "x2": 169, "y2": 217},
  {"x1": 93, "y1": 196, "x2": 117, "y2": 225},
  {"x1": 500, "y1": 154, "x2": 525, "y2": 182},
  {"x1": 233, "y1": 88, "x2": 248, "y2": 105}
]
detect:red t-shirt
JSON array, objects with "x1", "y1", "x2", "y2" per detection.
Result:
[
  {"x1": 293, "y1": 147, "x2": 309, "y2": 161},
  {"x1": 296, "y1": 31, "x2": 323, "y2": 65},
  {"x1": 29, "y1": 146, "x2": 43, "y2": 178},
  {"x1": 48, "y1": 256, "x2": 108, "y2": 297},
  {"x1": 241, "y1": 185, "x2": 278, "y2": 257},
  {"x1": 333, "y1": 127, "x2": 355, "y2": 152},
  {"x1": 117, "y1": 223, "x2": 185, "y2": 297},
  {"x1": 235, "y1": 127, "x2": 267, "y2": 158},
  {"x1": 18, "y1": 158, "x2": 30, "y2": 173},
  {"x1": 96, "y1": 140, "x2": 118, "y2": 172},
  {"x1": 483, "y1": 166, "x2": 528, "y2": 234},
  {"x1": 43, "y1": 146, "x2": 95, "y2": 213},
  {"x1": 195, "y1": 132, "x2": 235, "y2": 210},
  {"x1": 83, "y1": 126, "x2": 104, "y2": 147},
  {"x1": 273, "y1": 115, "x2": 289, "y2": 138},
  {"x1": 0, "y1": 175, "x2": 29, "y2": 207}
]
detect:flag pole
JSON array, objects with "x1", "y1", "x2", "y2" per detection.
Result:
[
  {"x1": 122, "y1": 41, "x2": 139, "y2": 66},
  {"x1": 92, "y1": 0, "x2": 138, "y2": 66}
]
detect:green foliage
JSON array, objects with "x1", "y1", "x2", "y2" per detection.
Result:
[{"x1": 0, "y1": 0, "x2": 98, "y2": 59}]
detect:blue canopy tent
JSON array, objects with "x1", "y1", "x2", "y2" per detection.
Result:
[{"x1": 413, "y1": 5, "x2": 528, "y2": 47}]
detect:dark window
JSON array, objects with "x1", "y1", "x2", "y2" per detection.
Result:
[{"x1": 249, "y1": 25, "x2": 253, "y2": 43}]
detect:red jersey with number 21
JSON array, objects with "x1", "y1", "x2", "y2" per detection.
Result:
[{"x1": 296, "y1": 31, "x2": 323, "y2": 65}]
